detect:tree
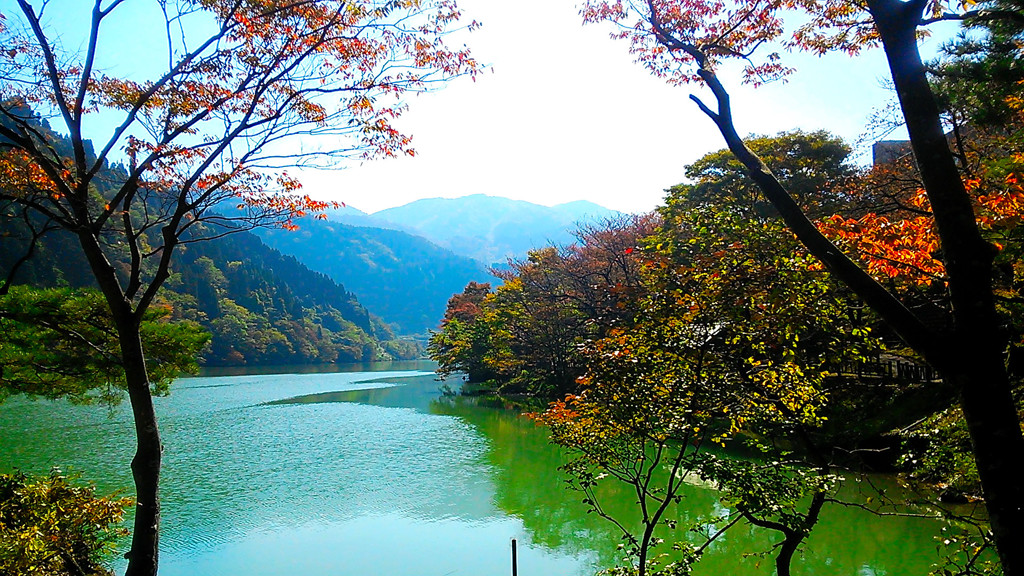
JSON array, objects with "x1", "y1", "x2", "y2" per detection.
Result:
[
  {"x1": 429, "y1": 216, "x2": 657, "y2": 395},
  {"x1": 429, "y1": 281, "x2": 502, "y2": 383},
  {"x1": 534, "y1": 181, "x2": 881, "y2": 576},
  {"x1": 0, "y1": 286, "x2": 209, "y2": 404},
  {"x1": 820, "y1": 26, "x2": 1024, "y2": 504},
  {"x1": 683, "y1": 130, "x2": 858, "y2": 220},
  {"x1": 581, "y1": 0, "x2": 1024, "y2": 572},
  {"x1": 930, "y1": 0, "x2": 1024, "y2": 128},
  {"x1": 0, "y1": 469, "x2": 132, "y2": 576},
  {"x1": 0, "y1": 2, "x2": 478, "y2": 574}
]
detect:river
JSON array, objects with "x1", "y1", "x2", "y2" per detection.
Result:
[{"x1": 0, "y1": 361, "x2": 956, "y2": 575}]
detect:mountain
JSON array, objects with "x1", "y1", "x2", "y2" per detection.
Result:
[
  {"x1": 324, "y1": 203, "x2": 418, "y2": 233},
  {"x1": 253, "y1": 218, "x2": 491, "y2": 335},
  {"x1": 550, "y1": 200, "x2": 620, "y2": 219},
  {"x1": 168, "y1": 228, "x2": 420, "y2": 364},
  {"x1": 366, "y1": 194, "x2": 622, "y2": 264},
  {"x1": 0, "y1": 219, "x2": 418, "y2": 365}
]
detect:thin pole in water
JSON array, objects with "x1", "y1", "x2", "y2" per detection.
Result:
[{"x1": 511, "y1": 538, "x2": 518, "y2": 576}]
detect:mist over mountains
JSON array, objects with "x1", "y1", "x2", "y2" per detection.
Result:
[{"x1": 330, "y1": 194, "x2": 622, "y2": 265}]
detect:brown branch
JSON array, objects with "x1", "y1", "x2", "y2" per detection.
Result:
[
  {"x1": 677, "y1": 52, "x2": 947, "y2": 368},
  {"x1": 15, "y1": 1, "x2": 79, "y2": 171}
]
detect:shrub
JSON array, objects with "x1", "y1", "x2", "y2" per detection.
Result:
[{"x1": 0, "y1": 470, "x2": 130, "y2": 576}]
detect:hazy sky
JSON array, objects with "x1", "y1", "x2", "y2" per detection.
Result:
[
  {"x1": 7, "y1": 0, "x2": 955, "y2": 215},
  {"x1": 298, "y1": 0, "x2": 954, "y2": 215}
]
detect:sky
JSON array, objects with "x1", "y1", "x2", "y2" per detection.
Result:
[
  {"x1": 3, "y1": 0, "x2": 957, "y2": 216},
  {"x1": 296, "y1": 0, "x2": 954, "y2": 215}
]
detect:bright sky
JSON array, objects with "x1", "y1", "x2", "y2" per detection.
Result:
[
  {"x1": 6, "y1": 0, "x2": 955, "y2": 216},
  {"x1": 298, "y1": 0, "x2": 954, "y2": 215}
]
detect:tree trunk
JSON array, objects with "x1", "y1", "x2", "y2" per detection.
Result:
[
  {"x1": 774, "y1": 534, "x2": 797, "y2": 576},
  {"x1": 777, "y1": 490, "x2": 825, "y2": 576},
  {"x1": 942, "y1": 356, "x2": 1024, "y2": 565},
  {"x1": 945, "y1": 361, "x2": 1024, "y2": 575},
  {"x1": 119, "y1": 320, "x2": 162, "y2": 576},
  {"x1": 868, "y1": 3, "x2": 1024, "y2": 574},
  {"x1": 637, "y1": 526, "x2": 652, "y2": 576},
  {"x1": 75, "y1": 230, "x2": 162, "y2": 576}
]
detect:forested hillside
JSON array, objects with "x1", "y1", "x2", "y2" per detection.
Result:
[
  {"x1": 0, "y1": 220, "x2": 418, "y2": 365},
  {"x1": 253, "y1": 218, "x2": 490, "y2": 335},
  {"x1": 169, "y1": 229, "x2": 419, "y2": 365}
]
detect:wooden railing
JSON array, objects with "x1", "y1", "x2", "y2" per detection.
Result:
[{"x1": 838, "y1": 355, "x2": 939, "y2": 384}]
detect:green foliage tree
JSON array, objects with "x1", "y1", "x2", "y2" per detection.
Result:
[
  {"x1": 489, "y1": 256, "x2": 593, "y2": 395},
  {"x1": 0, "y1": 286, "x2": 209, "y2": 404},
  {"x1": 930, "y1": 0, "x2": 1024, "y2": 128},
  {"x1": 429, "y1": 216, "x2": 656, "y2": 395},
  {"x1": 534, "y1": 181, "x2": 880, "y2": 576},
  {"x1": 0, "y1": 469, "x2": 131, "y2": 576},
  {"x1": 683, "y1": 130, "x2": 857, "y2": 220},
  {"x1": 429, "y1": 281, "x2": 502, "y2": 383}
]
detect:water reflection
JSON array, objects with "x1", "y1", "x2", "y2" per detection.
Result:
[
  {"x1": 0, "y1": 364, "x2": 950, "y2": 576},
  {"x1": 276, "y1": 372, "x2": 951, "y2": 575},
  {"x1": 428, "y1": 394, "x2": 950, "y2": 576}
]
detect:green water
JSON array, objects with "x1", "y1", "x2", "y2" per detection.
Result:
[{"x1": 0, "y1": 362, "x2": 953, "y2": 575}]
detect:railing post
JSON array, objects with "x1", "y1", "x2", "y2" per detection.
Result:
[{"x1": 511, "y1": 538, "x2": 518, "y2": 576}]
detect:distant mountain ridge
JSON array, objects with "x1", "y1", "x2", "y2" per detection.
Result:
[{"x1": 332, "y1": 194, "x2": 622, "y2": 264}]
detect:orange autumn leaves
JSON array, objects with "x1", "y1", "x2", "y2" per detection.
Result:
[
  {"x1": 822, "y1": 157, "x2": 1024, "y2": 287},
  {"x1": 820, "y1": 190, "x2": 946, "y2": 285},
  {"x1": 0, "y1": 149, "x2": 66, "y2": 199},
  {"x1": 818, "y1": 84, "x2": 1024, "y2": 287}
]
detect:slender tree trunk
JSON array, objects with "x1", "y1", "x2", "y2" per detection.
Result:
[
  {"x1": 869, "y1": 3, "x2": 1024, "y2": 573},
  {"x1": 118, "y1": 320, "x2": 162, "y2": 576},
  {"x1": 637, "y1": 526, "x2": 653, "y2": 576},
  {"x1": 76, "y1": 230, "x2": 162, "y2": 576}
]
